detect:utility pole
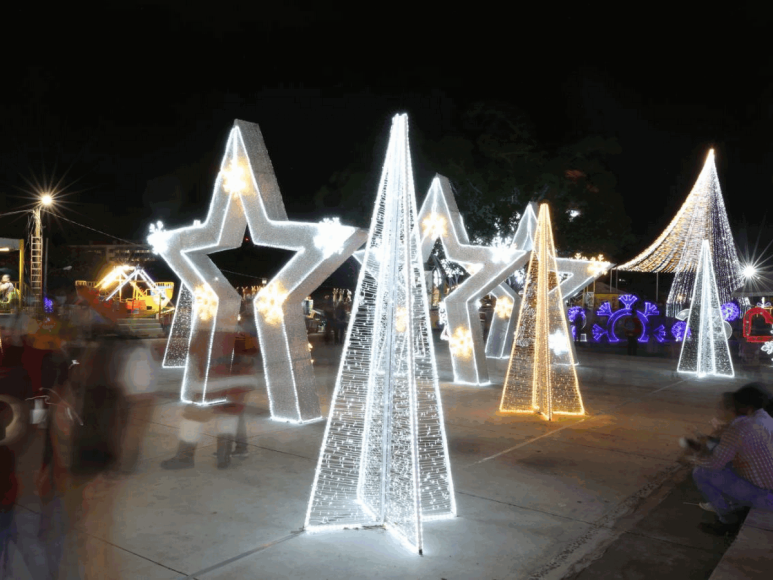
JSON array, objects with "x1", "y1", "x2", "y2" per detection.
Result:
[{"x1": 31, "y1": 207, "x2": 43, "y2": 311}]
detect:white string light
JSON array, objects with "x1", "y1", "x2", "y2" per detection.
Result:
[
  {"x1": 617, "y1": 149, "x2": 742, "y2": 316},
  {"x1": 500, "y1": 204, "x2": 585, "y2": 420},
  {"x1": 163, "y1": 284, "x2": 193, "y2": 368},
  {"x1": 305, "y1": 114, "x2": 455, "y2": 555},
  {"x1": 677, "y1": 239, "x2": 734, "y2": 378},
  {"x1": 149, "y1": 120, "x2": 366, "y2": 416}
]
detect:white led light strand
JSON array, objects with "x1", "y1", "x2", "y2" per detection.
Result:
[
  {"x1": 164, "y1": 284, "x2": 193, "y2": 368},
  {"x1": 617, "y1": 149, "x2": 742, "y2": 316},
  {"x1": 500, "y1": 204, "x2": 585, "y2": 420},
  {"x1": 677, "y1": 239, "x2": 734, "y2": 378},
  {"x1": 149, "y1": 120, "x2": 366, "y2": 417},
  {"x1": 305, "y1": 114, "x2": 455, "y2": 555}
]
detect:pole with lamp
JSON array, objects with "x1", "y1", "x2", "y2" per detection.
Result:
[{"x1": 30, "y1": 193, "x2": 53, "y2": 312}]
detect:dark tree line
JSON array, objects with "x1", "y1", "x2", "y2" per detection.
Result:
[{"x1": 313, "y1": 101, "x2": 634, "y2": 261}]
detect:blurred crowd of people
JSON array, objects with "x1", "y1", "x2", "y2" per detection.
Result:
[{"x1": 0, "y1": 308, "x2": 257, "y2": 578}]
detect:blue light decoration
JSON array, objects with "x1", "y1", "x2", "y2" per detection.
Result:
[
  {"x1": 720, "y1": 301, "x2": 740, "y2": 322},
  {"x1": 592, "y1": 294, "x2": 660, "y2": 344},
  {"x1": 652, "y1": 325, "x2": 667, "y2": 343},
  {"x1": 43, "y1": 297, "x2": 53, "y2": 313},
  {"x1": 671, "y1": 320, "x2": 691, "y2": 342},
  {"x1": 567, "y1": 306, "x2": 586, "y2": 340}
]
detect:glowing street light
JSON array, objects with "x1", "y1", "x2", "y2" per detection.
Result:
[
  {"x1": 40, "y1": 193, "x2": 53, "y2": 207},
  {"x1": 742, "y1": 264, "x2": 758, "y2": 280}
]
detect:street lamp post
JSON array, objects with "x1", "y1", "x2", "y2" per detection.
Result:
[{"x1": 30, "y1": 194, "x2": 53, "y2": 311}]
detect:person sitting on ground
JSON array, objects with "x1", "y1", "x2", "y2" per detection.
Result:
[{"x1": 691, "y1": 388, "x2": 773, "y2": 535}]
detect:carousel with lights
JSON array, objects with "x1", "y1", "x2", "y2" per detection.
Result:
[{"x1": 75, "y1": 264, "x2": 174, "y2": 322}]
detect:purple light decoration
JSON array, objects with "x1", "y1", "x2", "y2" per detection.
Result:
[
  {"x1": 592, "y1": 324, "x2": 608, "y2": 342},
  {"x1": 643, "y1": 302, "x2": 659, "y2": 317},
  {"x1": 653, "y1": 324, "x2": 667, "y2": 343},
  {"x1": 567, "y1": 306, "x2": 586, "y2": 324},
  {"x1": 720, "y1": 302, "x2": 740, "y2": 322},
  {"x1": 44, "y1": 297, "x2": 53, "y2": 313},
  {"x1": 596, "y1": 302, "x2": 613, "y2": 317},
  {"x1": 619, "y1": 294, "x2": 637, "y2": 309},
  {"x1": 671, "y1": 321, "x2": 692, "y2": 342}
]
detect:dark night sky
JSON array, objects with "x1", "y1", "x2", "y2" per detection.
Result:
[{"x1": 2, "y1": 3, "x2": 773, "y2": 270}]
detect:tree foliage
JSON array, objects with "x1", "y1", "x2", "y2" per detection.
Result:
[{"x1": 314, "y1": 101, "x2": 634, "y2": 261}]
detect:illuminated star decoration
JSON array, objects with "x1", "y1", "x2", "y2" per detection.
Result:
[
  {"x1": 487, "y1": 231, "x2": 612, "y2": 360},
  {"x1": 617, "y1": 149, "x2": 742, "y2": 316},
  {"x1": 677, "y1": 240, "x2": 734, "y2": 378},
  {"x1": 416, "y1": 176, "x2": 533, "y2": 385},
  {"x1": 306, "y1": 114, "x2": 455, "y2": 555},
  {"x1": 485, "y1": 204, "x2": 539, "y2": 359},
  {"x1": 149, "y1": 120, "x2": 366, "y2": 419},
  {"x1": 501, "y1": 203, "x2": 585, "y2": 420}
]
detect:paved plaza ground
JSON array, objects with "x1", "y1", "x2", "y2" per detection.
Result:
[{"x1": 6, "y1": 334, "x2": 770, "y2": 579}]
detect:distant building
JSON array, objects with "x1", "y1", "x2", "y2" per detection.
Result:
[{"x1": 67, "y1": 242, "x2": 155, "y2": 265}]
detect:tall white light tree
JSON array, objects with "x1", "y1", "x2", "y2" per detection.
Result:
[
  {"x1": 677, "y1": 239, "x2": 734, "y2": 378},
  {"x1": 500, "y1": 204, "x2": 585, "y2": 420},
  {"x1": 305, "y1": 114, "x2": 455, "y2": 554},
  {"x1": 617, "y1": 149, "x2": 742, "y2": 316}
]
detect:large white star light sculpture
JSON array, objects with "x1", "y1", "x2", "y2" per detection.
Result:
[
  {"x1": 149, "y1": 120, "x2": 366, "y2": 420},
  {"x1": 415, "y1": 176, "x2": 534, "y2": 385}
]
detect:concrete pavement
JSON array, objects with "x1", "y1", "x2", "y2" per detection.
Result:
[{"x1": 6, "y1": 337, "x2": 767, "y2": 579}]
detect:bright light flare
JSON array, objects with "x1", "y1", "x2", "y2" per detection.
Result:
[
  {"x1": 40, "y1": 194, "x2": 53, "y2": 206},
  {"x1": 449, "y1": 326, "x2": 473, "y2": 359},
  {"x1": 193, "y1": 284, "x2": 218, "y2": 321},
  {"x1": 742, "y1": 264, "x2": 758, "y2": 280},
  {"x1": 494, "y1": 296, "x2": 514, "y2": 319},
  {"x1": 314, "y1": 218, "x2": 355, "y2": 258},
  {"x1": 222, "y1": 160, "x2": 248, "y2": 196},
  {"x1": 256, "y1": 282, "x2": 288, "y2": 325},
  {"x1": 422, "y1": 213, "x2": 447, "y2": 239}
]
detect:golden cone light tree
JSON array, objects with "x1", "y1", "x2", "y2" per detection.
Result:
[{"x1": 500, "y1": 204, "x2": 584, "y2": 420}]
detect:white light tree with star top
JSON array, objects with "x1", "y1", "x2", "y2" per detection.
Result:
[
  {"x1": 305, "y1": 114, "x2": 455, "y2": 554},
  {"x1": 500, "y1": 203, "x2": 585, "y2": 420},
  {"x1": 148, "y1": 120, "x2": 366, "y2": 421}
]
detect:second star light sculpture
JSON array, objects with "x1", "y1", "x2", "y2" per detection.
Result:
[{"x1": 149, "y1": 120, "x2": 366, "y2": 421}]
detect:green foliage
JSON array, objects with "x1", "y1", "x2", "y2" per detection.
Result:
[{"x1": 314, "y1": 102, "x2": 634, "y2": 261}]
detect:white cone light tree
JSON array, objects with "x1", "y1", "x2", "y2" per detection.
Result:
[
  {"x1": 677, "y1": 239, "x2": 734, "y2": 378},
  {"x1": 305, "y1": 114, "x2": 455, "y2": 554}
]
